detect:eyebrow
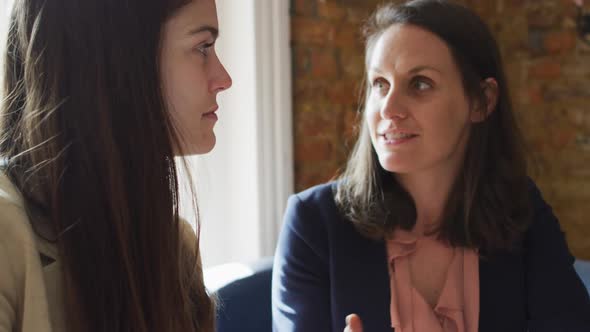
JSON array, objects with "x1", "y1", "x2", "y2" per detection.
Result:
[
  {"x1": 368, "y1": 65, "x2": 442, "y2": 75},
  {"x1": 408, "y1": 65, "x2": 441, "y2": 74},
  {"x1": 187, "y1": 25, "x2": 219, "y2": 38}
]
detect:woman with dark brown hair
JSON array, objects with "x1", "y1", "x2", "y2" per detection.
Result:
[
  {"x1": 0, "y1": 0, "x2": 231, "y2": 331},
  {"x1": 272, "y1": 1, "x2": 590, "y2": 331}
]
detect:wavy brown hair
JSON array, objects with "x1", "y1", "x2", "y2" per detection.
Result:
[
  {"x1": 335, "y1": 0, "x2": 532, "y2": 254},
  {"x1": 0, "y1": 0, "x2": 213, "y2": 331}
]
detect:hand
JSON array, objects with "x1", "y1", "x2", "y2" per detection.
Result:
[{"x1": 344, "y1": 314, "x2": 364, "y2": 332}]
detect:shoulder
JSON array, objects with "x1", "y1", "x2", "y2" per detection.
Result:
[
  {"x1": 280, "y1": 181, "x2": 370, "y2": 256},
  {"x1": 522, "y1": 179, "x2": 590, "y2": 325},
  {"x1": 524, "y1": 178, "x2": 564, "y2": 243},
  {"x1": 0, "y1": 172, "x2": 51, "y2": 258},
  {"x1": 0, "y1": 172, "x2": 38, "y2": 274},
  {"x1": 279, "y1": 182, "x2": 342, "y2": 253},
  {"x1": 526, "y1": 178, "x2": 547, "y2": 211},
  {"x1": 0, "y1": 172, "x2": 43, "y2": 326},
  {"x1": 0, "y1": 172, "x2": 36, "y2": 262},
  {"x1": 292, "y1": 181, "x2": 338, "y2": 207},
  {"x1": 284, "y1": 181, "x2": 341, "y2": 230}
]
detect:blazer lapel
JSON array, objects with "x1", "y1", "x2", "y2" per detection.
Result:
[
  {"x1": 337, "y1": 221, "x2": 392, "y2": 332},
  {"x1": 357, "y1": 240, "x2": 392, "y2": 332}
]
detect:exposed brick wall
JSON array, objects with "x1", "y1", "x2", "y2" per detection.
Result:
[
  {"x1": 291, "y1": 0, "x2": 379, "y2": 191},
  {"x1": 291, "y1": 0, "x2": 590, "y2": 258}
]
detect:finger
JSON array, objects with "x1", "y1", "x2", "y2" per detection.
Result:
[{"x1": 344, "y1": 314, "x2": 364, "y2": 332}]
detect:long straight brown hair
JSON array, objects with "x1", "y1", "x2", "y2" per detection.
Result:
[
  {"x1": 0, "y1": 0, "x2": 213, "y2": 331},
  {"x1": 335, "y1": 0, "x2": 532, "y2": 254}
]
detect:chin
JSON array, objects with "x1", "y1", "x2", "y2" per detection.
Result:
[
  {"x1": 176, "y1": 134, "x2": 216, "y2": 156},
  {"x1": 194, "y1": 136, "x2": 216, "y2": 155},
  {"x1": 378, "y1": 156, "x2": 414, "y2": 174}
]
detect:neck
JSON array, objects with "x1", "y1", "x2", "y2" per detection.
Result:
[{"x1": 395, "y1": 164, "x2": 462, "y2": 229}]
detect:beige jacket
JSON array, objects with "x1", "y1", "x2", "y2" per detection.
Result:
[
  {"x1": 0, "y1": 172, "x2": 200, "y2": 332},
  {"x1": 0, "y1": 172, "x2": 64, "y2": 332}
]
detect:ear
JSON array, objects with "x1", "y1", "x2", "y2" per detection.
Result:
[{"x1": 470, "y1": 77, "x2": 498, "y2": 123}]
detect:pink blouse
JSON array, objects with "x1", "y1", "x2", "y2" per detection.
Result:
[{"x1": 386, "y1": 227, "x2": 480, "y2": 332}]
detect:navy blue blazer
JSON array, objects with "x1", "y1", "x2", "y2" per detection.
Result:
[{"x1": 272, "y1": 181, "x2": 590, "y2": 332}]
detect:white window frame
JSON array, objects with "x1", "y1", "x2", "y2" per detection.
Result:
[{"x1": 252, "y1": 0, "x2": 294, "y2": 257}]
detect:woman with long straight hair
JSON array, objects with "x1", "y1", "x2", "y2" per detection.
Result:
[
  {"x1": 272, "y1": 1, "x2": 590, "y2": 331},
  {"x1": 0, "y1": 0, "x2": 231, "y2": 331}
]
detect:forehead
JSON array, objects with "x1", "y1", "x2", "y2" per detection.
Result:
[
  {"x1": 368, "y1": 24, "x2": 456, "y2": 74},
  {"x1": 167, "y1": 0, "x2": 219, "y2": 33}
]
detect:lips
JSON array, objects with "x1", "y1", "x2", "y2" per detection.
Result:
[
  {"x1": 379, "y1": 130, "x2": 419, "y2": 145},
  {"x1": 383, "y1": 132, "x2": 418, "y2": 140},
  {"x1": 379, "y1": 129, "x2": 419, "y2": 138},
  {"x1": 203, "y1": 105, "x2": 218, "y2": 117}
]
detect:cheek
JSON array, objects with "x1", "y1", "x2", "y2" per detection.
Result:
[
  {"x1": 165, "y1": 64, "x2": 209, "y2": 119},
  {"x1": 364, "y1": 108, "x2": 380, "y2": 142},
  {"x1": 419, "y1": 100, "x2": 471, "y2": 158},
  {"x1": 364, "y1": 100, "x2": 380, "y2": 131},
  {"x1": 422, "y1": 99, "x2": 470, "y2": 136}
]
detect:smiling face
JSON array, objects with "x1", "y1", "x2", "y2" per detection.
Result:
[
  {"x1": 365, "y1": 23, "x2": 477, "y2": 178},
  {"x1": 160, "y1": 0, "x2": 232, "y2": 155}
]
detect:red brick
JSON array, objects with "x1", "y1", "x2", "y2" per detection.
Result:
[
  {"x1": 295, "y1": 105, "x2": 339, "y2": 138},
  {"x1": 543, "y1": 30, "x2": 577, "y2": 54},
  {"x1": 527, "y1": 8, "x2": 560, "y2": 29},
  {"x1": 342, "y1": 108, "x2": 361, "y2": 141},
  {"x1": 325, "y1": 81, "x2": 361, "y2": 105},
  {"x1": 560, "y1": 0, "x2": 582, "y2": 19},
  {"x1": 567, "y1": 107, "x2": 590, "y2": 128},
  {"x1": 345, "y1": 7, "x2": 373, "y2": 23},
  {"x1": 293, "y1": 78, "x2": 325, "y2": 102},
  {"x1": 333, "y1": 23, "x2": 362, "y2": 48},
  {"x1": 293, "y1": 47, "x2": 311, "y2": 77},
  {"x1": 309, "y1": 48, "x2": 339, "y2": 78},
  {"x1": 506, "y1": 0, "x2": 526, "y2": 9},
  {"x1": 295, "y1": 166, "x2": 334, "y2": 191},
  {"x1": 295, "y1": 139, "x2": 334, "y2": 163},
  {"x1": 549, "y1": 127, "x2": 577, "y2": 150},
  {"x1": 527, "y1": 85, "x2": 544, "y2": 105},
  {"x1": 528, "y1": 59, "x2": 562, "y2": 80},
  {"x1": 291, "y1": 17, "x2": 335, "y2": 45},
  {"x1": 318, "y1": 1, "x2": 347, "y2": 22},
  {"x1": 292, "y1": 0, "x2": 316, "y2": 17},
  {"x1": 469, "y1": 1, "x2": 497, "y2": 19},
  {"x1": 340, "y1": 49, "x2": 365, "y2": 78}
]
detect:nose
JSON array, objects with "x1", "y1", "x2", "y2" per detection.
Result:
[
  {"x1": 210, "y1": 54, "x2": 233, "y2": 93},
  {"x1": 379, "y1": 88, "x2": 408, "y2": 120}
]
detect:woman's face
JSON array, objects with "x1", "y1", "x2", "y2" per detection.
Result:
[
  {"x1": 160, "y1": 0, "x2": 232, "y2": 155},
  {"x1": 365, "y1": 24, "x2": 480, "y2": 178}
]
